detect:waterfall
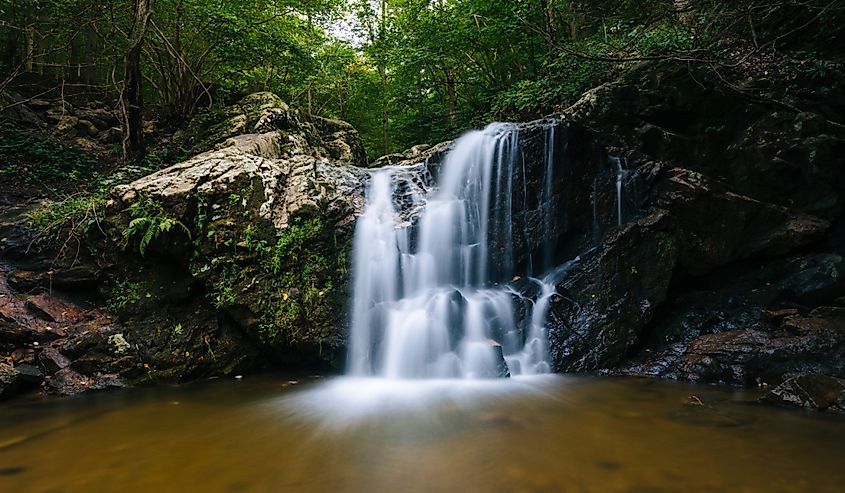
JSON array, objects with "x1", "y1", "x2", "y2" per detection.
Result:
[
  {"x1": 612, "y1": 155, "x2": 627, "y2": 226},
  {"x1": 347, "y1": 123, "x2": 569, "y2": 379}
]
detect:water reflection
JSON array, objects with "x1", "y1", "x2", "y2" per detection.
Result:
[{"x1": 1, "y1": 375, "x2": 843, "y2": 493}]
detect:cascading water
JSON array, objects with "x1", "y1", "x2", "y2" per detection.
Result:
[
  {"x1": 348, "y1": 123, "x2": 569, "y2": 380},
  {"x1": 612, "y1": 155, "x2": 628, "y2": 226}
]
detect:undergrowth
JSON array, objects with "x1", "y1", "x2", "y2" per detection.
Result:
[{"x1": 0, "y1": 123, "x2": 97, "y2": 182}]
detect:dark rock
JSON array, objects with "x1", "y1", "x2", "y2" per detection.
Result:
[
  {"x1": 0, "y1": 363, "x2": 20, "y2": 399},
  {"x1": 76, "y1": 119, "x2": 99, "y2": 137},
  {"x1": 762, "y1": 374, "x2": 845, "y2": 410},
  {"x1": 98, "y1": 126, "x2": 122, "y2": 144},
  {"x1": 492, "y1": 342, "x2": 511, "y2": 378},
  {"x1": 549, "y1": 210, "x2": 679, "y2": 371},
  {"x1": 39, "y1": 347, "x2": 71, "y2": 373},
  {"x1": 46, "y1": 367, "x2": 89, "y2": 395},
  {"x1": 761, "y1": 308, "x2": 799, "y2": 324},
  {"x1": 15, "y1": 363, "x2": 43, "y2": 386},
  {"x1": 653, "y1": 168, "x2": 829, "y2": 276},
  {"x1": 809, "y1": 306, "x2": 845, "y2": 320},
  {"x1": 0, "y1": 362, "x2": 42, "y2": 399},
  {"x1": 662, "y1": 315, "x2": 845, "y2": 385},
  {"x1": 11, "y1": 348, "x2": 36, "y2": 365},
  {"x1": 617, "y1": 253, "x2": 845, "y2": 382}
]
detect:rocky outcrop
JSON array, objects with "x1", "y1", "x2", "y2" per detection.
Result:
[
  {"x1": 98, "y1": 94, "x2": 373, "y2": 372},
  {"x1": 1, "y1": 90, "x2": 122, "y2": 147},
  {"x1": 0, "y1": 92, "x2": 376, "y2": 400},
  {"x1": 184, "y1": 92, "x2": 368, "y2": 167},
  {"x1": 544, "y1": 60, "x2": 845, "y2": 393}
]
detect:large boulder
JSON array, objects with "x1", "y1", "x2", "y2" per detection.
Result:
[{"x1": 99, "y1": 94, "x2": 376, "y2": 368}]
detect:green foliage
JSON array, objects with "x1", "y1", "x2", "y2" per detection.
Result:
[
  {"x1": 104, "y1": 279, "x2": 144, "y2": 314},
  {"x1": 4, "y1": 0, "x2": 842, "y2": 161},
  {"x1": 123, "y1": 197, "x2": 192, "y2": 256},
  {"x1": 202, "y1": 212, "x2": 340, "y2": 344},
  {"x1": 210, "y1": 265, "x2": 239, "y2": 308},
  {"x1": 259, "y1": 215, "x2": 334, "y2": 340},
  {"x1": 0, "y1": 123, "x2": 97, "y2": 182},
  {"x1": 28, "y1": 193, "x2": 107, "y2": 238}
]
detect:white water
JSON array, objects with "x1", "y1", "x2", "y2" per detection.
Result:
[
  {"x1": 348, "y1": 123, "x2": 569, "y2": 380},
  {"x1": 612, "y1": 155, "x2": 628, "y2": 226}
]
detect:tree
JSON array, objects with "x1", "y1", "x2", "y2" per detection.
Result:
[{"x1": 120, "y1": 0, "x2": 153, "y2": 163}]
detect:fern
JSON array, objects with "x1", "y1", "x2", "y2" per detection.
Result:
[{"x1": 123, "y1": 199, "x2": 192, "y2": 256}]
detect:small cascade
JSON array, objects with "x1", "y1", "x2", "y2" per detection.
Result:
[
  {"x1": 540, "y1": 126, "x2": 556, "y2": 272},
  {"x1": 348, "y1": 122, "x2": 571, "y2": 379},
  {"x1": 612, "y1": 155, "x2": 629, "y2": 225}
]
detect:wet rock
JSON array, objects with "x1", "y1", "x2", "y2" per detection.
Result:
[
  {"x1": 653, "y1": 168, "x2": 829, "y2": 276},
  {"x1": 660, "y1": 315, "x2": 845, "y2": 386},
  {"x1": 549, "y1": 210, "x2": 679, "y2": 371},
  {"x1": 39, "y1": 347, "x2": 71, "y2": 373},
  {"x1": 0, "y1": 362, "x2": 42, "y2": 399},
  {"x1": 762, "y1": 374, "x2": 845, "y2": 410},
  {"x1": 617, "y1": 253, "x2": 845, "y2": 382},
  {"x1": 46, "y1": 367, "x2": 92, "y2": 395},
  {"x1": 492, "y1": 342, "x2": 511, "y2": 378},
  {"x1": 43, "y1": 366, "x2": 124, "y2": 395},
  {"x1": 0, "y1": 363, "x2": 19, "y2": 399}
]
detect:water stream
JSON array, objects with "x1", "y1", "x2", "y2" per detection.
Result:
[
  {"x1": 2, "y1": 375, "x2": 844, "y2": 493},
  {"x1": 348, "y1": 123, "x2": 565, "y2": 379}
]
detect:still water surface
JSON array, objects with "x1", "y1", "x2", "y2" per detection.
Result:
[{"x1": 1, "y1": 374, "x2": 843, "y2": 493}]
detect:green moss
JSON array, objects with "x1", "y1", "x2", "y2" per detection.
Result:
[{"x1": 199, "y1": 207, "x2": 346, "y2": 347}]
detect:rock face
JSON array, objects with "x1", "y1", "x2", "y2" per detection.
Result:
[
  {"x1": 544, "y1": 60, "x2": 845, "y2": 394},
  {"x1": 762, "y1": 374, "x2": 845, "y2": 410}
]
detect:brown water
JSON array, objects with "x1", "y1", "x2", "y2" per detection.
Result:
[{"x1": 1, "y1": 374, "x2": 843, "y2": 493}]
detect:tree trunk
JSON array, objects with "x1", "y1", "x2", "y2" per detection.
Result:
[
  {"x1": 25, "y1": 26, "x2": 34, "y2": 72},
  {"x1": 306, "y1": 10, "x2": 314, "y2": 120},
  {"x1": 540, "y1": 0, "x2": 557, "y2": 48},
  {"x1": 69, "y1": 35, "x2": 80, "y2": 81},
  {"x1": 379, "y1": 63, "x2": 389, "y2": 154},
  {"x1": 444, "y1": 64, "x2": 457, "y2": 130},
  {"x1": 569, "y1": 1, "x2": 584, "y2": 41},
  {"x1": 120, "y1": 0, "x2": 154, "y2": 163},
  {"x1": 379, "y1": 0, "x2": 389, "y2": 154},
  {"x1": 82, "y1": 27, "x2": 97, "y2": 86}
]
